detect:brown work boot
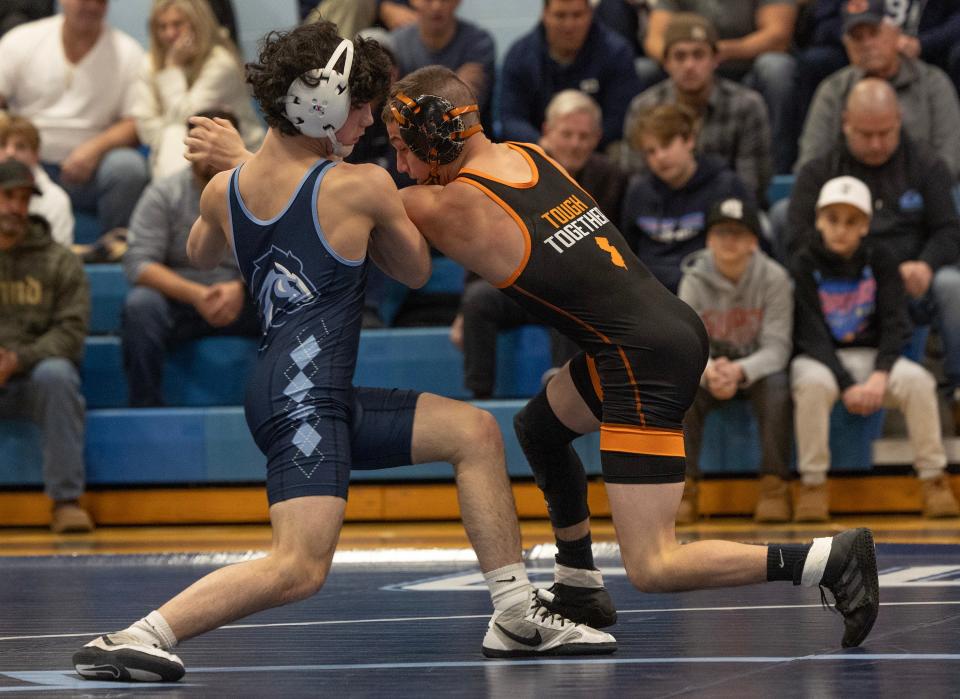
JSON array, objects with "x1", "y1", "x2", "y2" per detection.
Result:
[
  {"x1": 754, "y1": 475, "x2": 792, "y2": 523},
  {"x1": 794, "y1": 482, "x2": 830, "y2": 522},
  {"x1": 675, "y1": 477, "x2": 699, "y2": 525},
  {"x1": 51, "y1": 501, "x2": 94, "y2": 533},
  {"x1": 921, "y1": 474, "x2": 960, "y2": 518}
]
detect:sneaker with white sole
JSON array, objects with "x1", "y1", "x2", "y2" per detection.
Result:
[
  {"x1": 535, "y1": 564, "x2": 617, "y2": 628},
  {"x1": 73, "y1": 633, "x2": 185, "y2": 682},
  {"x1": 481, "y1": 590, "x2": 617, "y2": 658}
]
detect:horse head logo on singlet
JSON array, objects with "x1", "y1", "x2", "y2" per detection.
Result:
[{"x1": 251, "y1": 247, "x2": 319, "y2": 331}]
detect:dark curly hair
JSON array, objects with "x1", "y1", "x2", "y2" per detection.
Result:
[{"x1": 246, "y1": 21, "x2": 392, "y2": 137}]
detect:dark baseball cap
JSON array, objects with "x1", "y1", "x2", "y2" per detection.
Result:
[
  {"x1": 706, "y1": 198, "x2": 761, "y2": 237},
  {"x1": 0, "y1": 158, "x2": 41, "y2": 195},
  {"x1": 843, "y1": 0, "x2": 886, "y2": 34}
]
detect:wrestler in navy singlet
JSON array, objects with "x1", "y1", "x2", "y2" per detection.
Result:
[
  {"x1": 229, "y1": 159, "x2": 419, "y2": 503},
  {"x1": 456, "y1": 143, "x2": 708, "y2": 482}
]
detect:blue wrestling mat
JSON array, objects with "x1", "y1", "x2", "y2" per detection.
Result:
[{"x1": 1, "y1": 544, "x2": 959, "y2": 696}]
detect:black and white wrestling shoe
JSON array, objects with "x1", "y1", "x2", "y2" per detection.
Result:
[
  {"x1": 74, "y1": 632, "x2": 185, "y2": 682},
  {"x1": 482, "y1": 588, "x2": 617, "y2": 658}
]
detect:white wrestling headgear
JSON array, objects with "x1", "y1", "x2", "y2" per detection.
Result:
[{"x1": 283, "y1": 39, "x2": 354, "y2": 154}]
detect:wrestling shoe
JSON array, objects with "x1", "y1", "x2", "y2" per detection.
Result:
[
  {"x1": 482, "y1": 589, "x2": 617, "y2": 658},
  {"x1": 814, "y1": 528, "x2": 880, "y2": 648},
  {"x1": 535, "y1": 564, "x2": 617, "y2": 628},
  {"x1": 74, "y1": 632, "x2": 185, "y2": 682}
]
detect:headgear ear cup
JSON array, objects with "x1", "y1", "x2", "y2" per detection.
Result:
[{"x1": 283, "y1": 39, "x2": 355, "y2": 153}]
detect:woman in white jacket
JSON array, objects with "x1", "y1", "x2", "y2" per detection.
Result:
[{"x1": 132, "y1": 0, "x2": 264, "y2": 179}]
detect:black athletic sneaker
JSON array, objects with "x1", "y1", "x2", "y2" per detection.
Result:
[
  {"x1": 73, "y1": 633, "x2": 185, "y2": 682},
  {"x1": 535, "y1": 564, "x2": 617, "y2": 628},
  {"x1": 819, "y1": 528, "x2": 880, "y2": 648}
]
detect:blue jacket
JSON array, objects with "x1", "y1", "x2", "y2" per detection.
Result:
[
  {"x1": 620, "y1": 155, "x2": 750, "y2": 293},
  {"x1": 498, "y1": 20, "x2": 642, "y2": 148}
]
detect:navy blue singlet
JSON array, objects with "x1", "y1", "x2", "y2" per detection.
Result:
[{"x1": 229, "y1": 159, "x2": 419, "y2": 503}]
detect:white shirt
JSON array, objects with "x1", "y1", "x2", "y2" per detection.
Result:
[
  {"x1": 31, "y1": 166, "x2": 75, "y2": 247},
  {"x1": 0, "y1": 15, "x2": 144, "y2": 163},
  {"x1": 131, "y1": 45, "x2": 265, "y2": 179}
]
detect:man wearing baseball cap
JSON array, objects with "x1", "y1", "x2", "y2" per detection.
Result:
[
  {"x1": 642, "y1": 0, "x2": 798, "y2": 172},
  {"x1": 623, "y1": 12, "x2": 773, "y2": 207},
  {"x1": 790, "y1": 175, "x2": 959, "y2": 521},
  {"x1": 0, "y1": 157, "x2": 93, "y2": 532},
  {"x1": 797, "y1": 0, "x2": 960, "y2": 176},
  {"x1": 677, "y1": 196, "x2": 794, "y2": 523}
]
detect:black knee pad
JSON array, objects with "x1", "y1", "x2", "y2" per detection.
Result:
[{"x1": 513, "y1": 389, "x2": 590, "y2": 528}]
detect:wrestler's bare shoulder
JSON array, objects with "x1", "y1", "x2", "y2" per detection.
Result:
[
  {"x1": 198, "y1": 170, "x2": 232, "y2": 215},
  {"x1": 323, "y1": 162, "x2": 397, "y2": 198}
]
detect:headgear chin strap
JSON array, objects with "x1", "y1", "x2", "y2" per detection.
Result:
[
  {"x1": 283, "y1": 39, "x2": 354, "y2": 155},
  {"x1": 389, "y1": 92, "x2": 483, "y2": 182}
]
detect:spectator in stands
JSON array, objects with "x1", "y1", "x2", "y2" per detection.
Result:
[
  {"x1": 622, "y1": 13, "x2": 772, "y2": 208},
  {"x1": 621, "y1": 103, "x2": 750, "y2": 293},
  {"x1": 0, "y1": 114, "x2": 74, "y2": 247},
  {"x1": 643, "y1": 0, "x2": 798, "y2": 173},
  {"x1": 677, "y1": 197, "x2": 794, "y2": 524},
  {"x1": 791, "y1": 175, "x2": 959, "y2": 520},
  {"x1": 797, "y1": 0, "x2": 960, "y2": 177},
  {"x1": 0, "y1": 1, "x2": 54, "y2": 38},
  {"x1": 453, "y1": 90, "x2": 619, "y2": 398},
  {"x1": 389, "y1": 0, "x2": 495, "y2": 118},
  {"x1": 499, "y1": 0, "x2": 643, "y2": 149},
  {"x1": 0, "y1": 0, "x2": 149, "y2": 232},
  {"x1": 788, "y1": 79, "x2": 960, "y2": 424},
  {"x1": 132, "y1": 0, "x2": 264, "y2": 180},
  {"x1": 0, "y1": 158, "x2": 92, "y2": 532},
  {"x1": 121, "y1": 110, "x2": 259, "y2": 408}
]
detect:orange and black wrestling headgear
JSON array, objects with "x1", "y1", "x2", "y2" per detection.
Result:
[{"x1": 389, "y1": 92, "x2": 483, "y2": 182}]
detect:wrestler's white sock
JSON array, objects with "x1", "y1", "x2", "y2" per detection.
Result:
[
  {"x1": 121, "y1": 610, "x2": 178, "y2": 650},
  {"x1": 484, "y1": 563, "x2": 532, "y2": 611}
]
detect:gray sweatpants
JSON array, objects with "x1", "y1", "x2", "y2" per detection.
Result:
[
  {"x1": 790, "y1": 349, "x2": 946, "y2": 485},
  {"x1": 0, "y1": 357, "x2": 86, "y2": 501}
]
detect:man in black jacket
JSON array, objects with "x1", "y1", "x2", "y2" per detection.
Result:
[{"x1": 787, "y1": 78, "x2": 960, "y2": 425}]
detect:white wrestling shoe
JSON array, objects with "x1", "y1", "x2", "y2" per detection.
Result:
[
  {"x1": 481, "y1": 589, "x2": 617, "y2": 658},
  {"x1": 73, "y1": 632, "x2": 185, "y2": 682}
]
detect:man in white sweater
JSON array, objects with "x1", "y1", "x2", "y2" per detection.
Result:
[{"x1": 0, "y1": 0, "x2": 148, "y2": 232}]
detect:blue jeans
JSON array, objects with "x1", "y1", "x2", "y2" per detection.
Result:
[
  {"x1": 43, "y1": 147, "x2": 149, "y2": 231},
  {"x1": 122, "y1": 286, "x2": 260, "y2": 407},
  {"x1": 743, "y1": 52, "x2": 799, "y2": 174},
  {"x1": 910, "y1": 265, "x2": 960, "y2": 391},
  {"x1": 0, "y1": 358, "x2": 86, "y2": 501}
]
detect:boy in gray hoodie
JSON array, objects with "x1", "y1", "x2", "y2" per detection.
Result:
[{"x1": 677, "y1": 197, "x2": 794, "y2": 523}]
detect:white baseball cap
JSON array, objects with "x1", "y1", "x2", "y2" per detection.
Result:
[{"x1": 816, "y1": 176, "x2": 872, "y2": 216}]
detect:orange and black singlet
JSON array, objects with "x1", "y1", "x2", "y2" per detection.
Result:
[{"x1": 456, "y1": 143, "x2": 709, "y2": 483}]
